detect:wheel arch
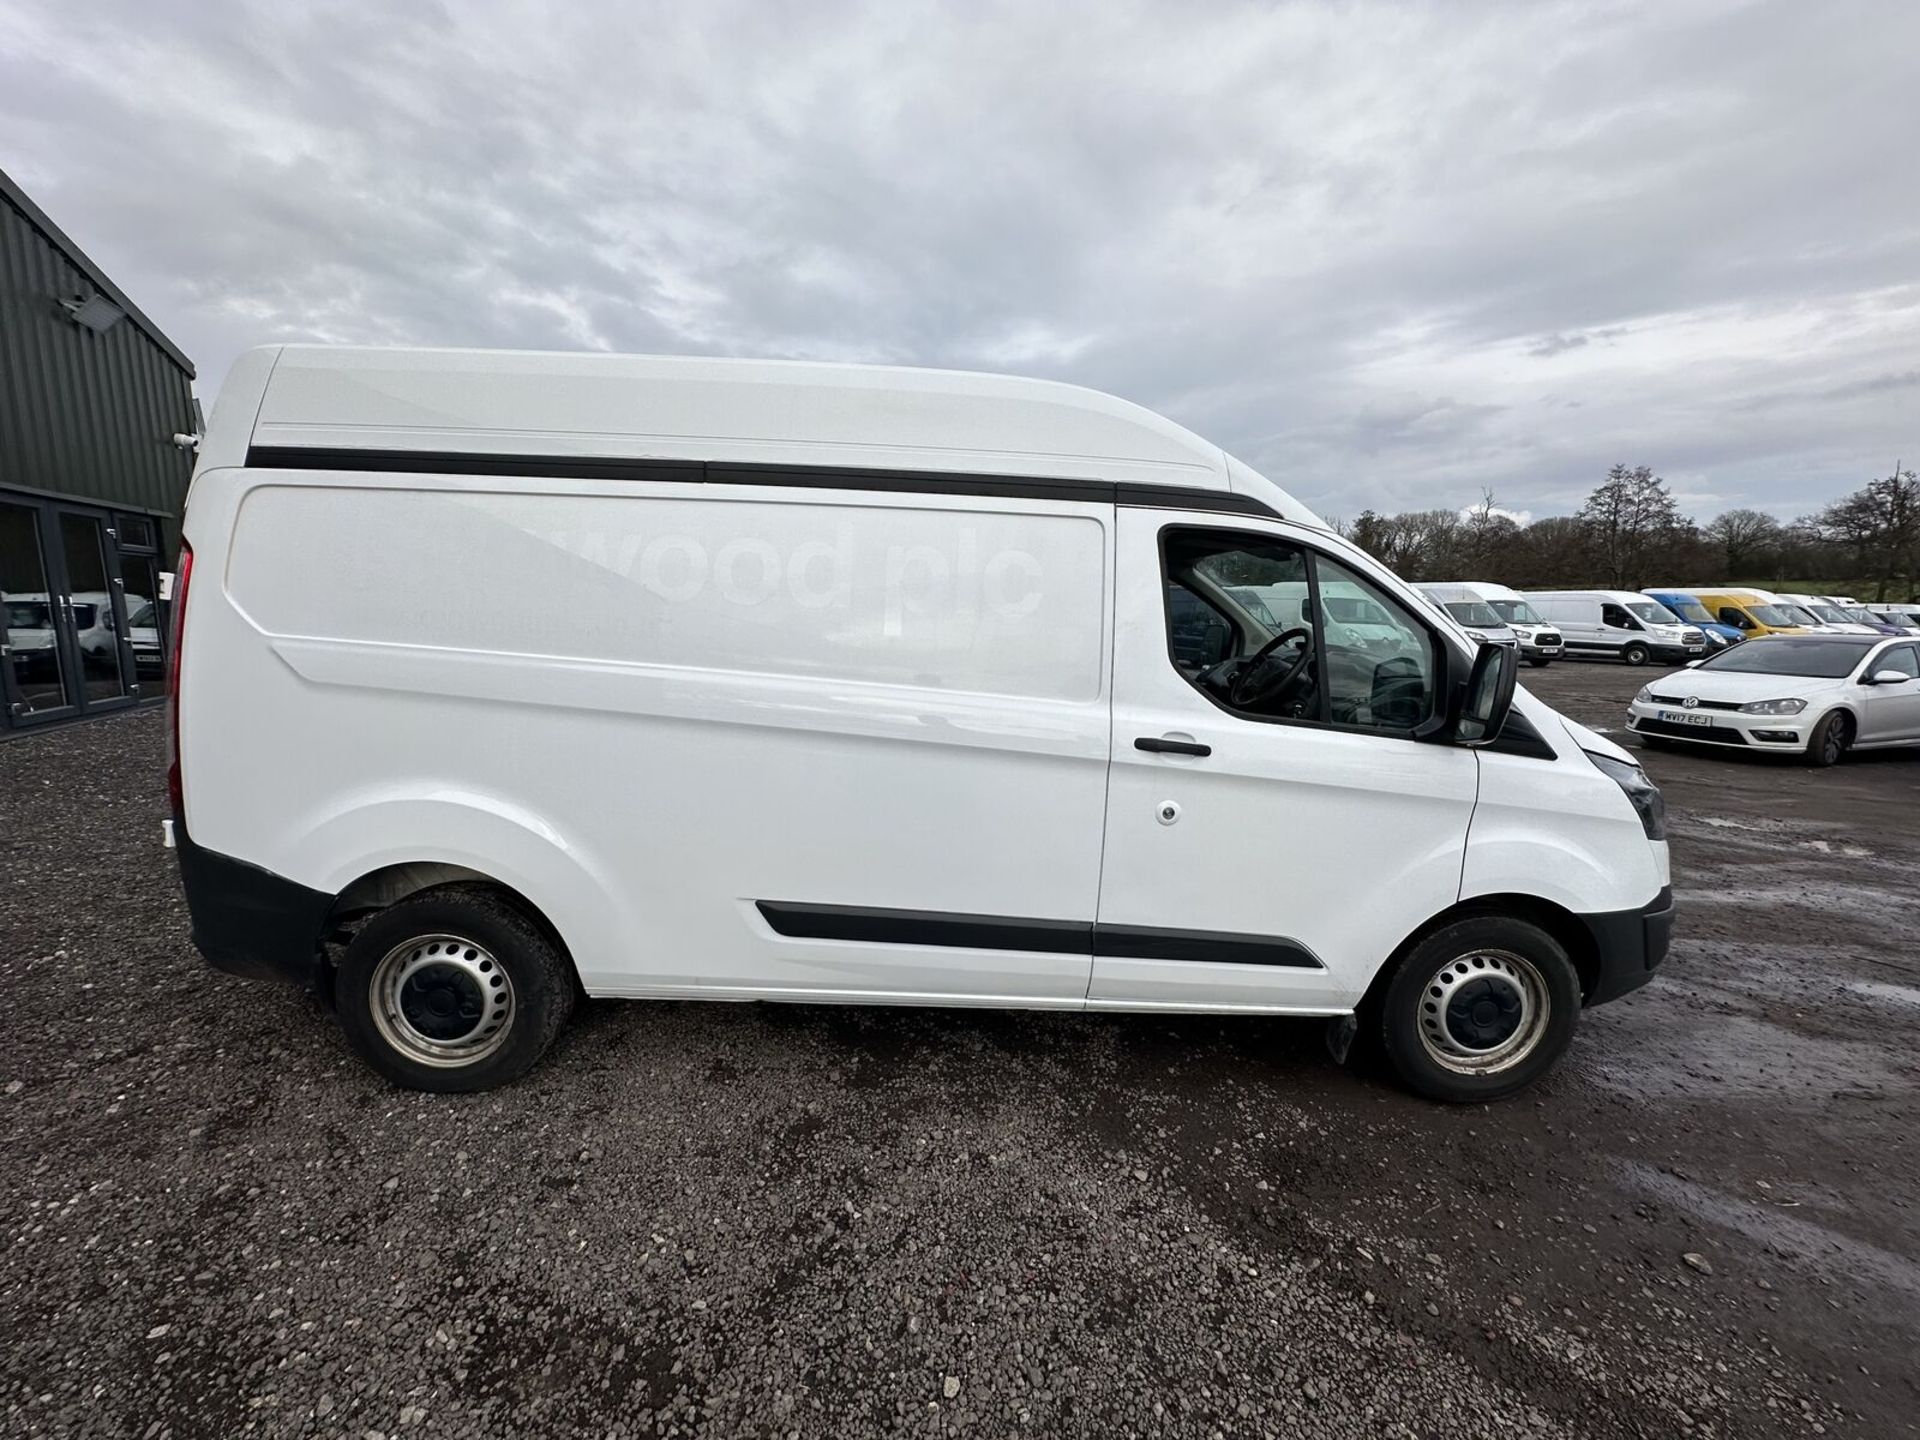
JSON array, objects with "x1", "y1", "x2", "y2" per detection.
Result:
[
  {"x1": 321, "y1": 863, "x2": 583, "y2": 1006},
  {"x1": 1360, "y1": 892, "x2": 1602, "y2": 1016}
]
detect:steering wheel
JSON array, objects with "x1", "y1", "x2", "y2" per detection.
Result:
[{"x1": 1229, "y1": 626, "x2": 1314, "y2": 708}]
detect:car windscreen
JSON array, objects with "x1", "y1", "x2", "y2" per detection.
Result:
[
  {"x1": 1626, "y1": 601, "x2": 1679, "y2": 624},
  {"x1": 1443, "y1": 601, "x2": 1502, "y2": 626},
  {"x1": 1489, "y1": 599, "x2": 1542, "y2": 624},
  {"x1": 1697, "y1": 638, "x2": 1876, "y2": 678}
]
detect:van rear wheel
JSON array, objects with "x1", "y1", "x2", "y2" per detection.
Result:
[
  {"x1": 336, "y1": 886, "x2": 575, "y2": 1092},
  {"x1": 1378, "y1": 917, "x2": 1580, "y2": 1103}
]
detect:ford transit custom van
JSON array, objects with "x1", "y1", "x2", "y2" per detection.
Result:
[
  {"x1": 1521, "y1": 591, "x2": 1706, "y2": 666},
  {"x1": 1419, "y1": 582, "x2": 1563, "y2": 666},
  {"x1": 168, "y1": 347, "x2": 1672, "y2": 1102}
]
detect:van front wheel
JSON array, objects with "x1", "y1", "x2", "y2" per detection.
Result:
[
  {"x1": 1621, "y1": 642, "x2": 1650, "y2": 666},
  {"x1": 1378, "y1": 917, "x2": 1581, "y2": 1103},
  {"x1": 336, "y1": 886, "x2": 576, "y2": 1092}
]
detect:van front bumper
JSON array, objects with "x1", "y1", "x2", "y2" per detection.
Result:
[
  {"x1": 1578, "y1": 886, "x2": 1674, "y2": 1006},
  {"x1": 171, "y1": 810, "x2": 334, "y2": 995}
]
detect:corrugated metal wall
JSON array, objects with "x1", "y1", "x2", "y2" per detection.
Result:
[{"x1": 0, "y1": 190, "x2": 196, "y2": 556}]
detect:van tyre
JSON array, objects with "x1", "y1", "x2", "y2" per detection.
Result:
[
  {"x1": 1621, "y1": 643, "x2": 1650, "y2": 666},
  {"x1": 336, "y1": 886, "x2": 575, "y2": 1092},
  {"x1": 1804, "y1": 711, "x2": 1852, "y2": 768},
  {"x1": 1378, "y1": 917, "x2": 1581, "y2": 1103},
  {"x1": 1527, "y1": 657, "x2": 1551, "y2": 668}
]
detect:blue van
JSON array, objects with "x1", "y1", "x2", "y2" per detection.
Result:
[{"x1": 1643, "y1": 590, "x2": 1742, "y2": 649}]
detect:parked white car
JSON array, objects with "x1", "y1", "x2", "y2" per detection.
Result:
[
  {"x1": 1627, "y1": 634, "x2": 1920, "y2": 765},
  {"x1": 169, "y1": 345, "x2": 1676, "y2": 1103}
]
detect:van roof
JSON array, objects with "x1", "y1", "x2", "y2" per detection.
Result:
[{"x1": 219, "y1": 345, "x2": 1317, "y2": 524}]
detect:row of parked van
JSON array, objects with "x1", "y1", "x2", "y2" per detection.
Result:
[{"x1": 1411, "y1": 583, "x2": 1920, "y2": 668}]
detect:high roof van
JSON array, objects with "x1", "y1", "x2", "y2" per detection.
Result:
[
  {"x1": 1417, "y1": 582, "x2": 1564, "y2": 667},
  {"x1": 168, "y1": 346, "x2": 1672, "y2": 1103}
]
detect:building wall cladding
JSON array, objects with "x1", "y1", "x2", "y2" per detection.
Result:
[{"x1": 0, "y1": 182, "x2": 196, "y2": 556}]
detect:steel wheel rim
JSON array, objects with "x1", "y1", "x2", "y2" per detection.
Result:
[
  {"x1": 1416, "y1": 948, "x2": 1550, "y2": 1076},
  {"x1": 369, "y1": 933, "x2": 515, "y2": 1068}
]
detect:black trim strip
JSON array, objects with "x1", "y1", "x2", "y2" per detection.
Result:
[
  {"x1": 1094, "y1": 924, "x2": 1321, "y2": 969},
  {"x1": 757, "y1": 901, "x2": 1091, "y2": 955},
  {"x1": 754, "y1": 901, "x2": 1323, "y2": 969},
  {"x1": 244, "y1": 446, "x2": 1281, "y2": 518}
]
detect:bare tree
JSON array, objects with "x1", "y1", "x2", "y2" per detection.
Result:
[
  {"x1": 1813, "y1": 463, "x2": 1920, "y2": 601},
  {"x1": 1702, "y1": 508, "x2": 1784, "y2": 579},
  {"x1": 1576, "y1": 464, "x2": 1691, "y2": 590}
]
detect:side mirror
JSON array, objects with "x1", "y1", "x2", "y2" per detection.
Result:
[
  {"x1": 1864, "y1": 670, "x2": 1912, "y2": 686},
  {"x1": 1450, "y1": 640, "x2": 1518, "y2": 745}
]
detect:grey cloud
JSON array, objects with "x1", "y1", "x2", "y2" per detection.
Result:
[{"x1": 2, "y1": 0, "x2": 1916, "y2": 525}]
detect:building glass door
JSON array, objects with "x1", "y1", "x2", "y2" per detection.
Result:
[
  {"x1": 1, "y1": 501, "x2": 81, "y2": 723},
  {"x1": 0, "y1": 496, "x2": 155, "y2": 730},
  {"x1": 55, "y1": 508, "x2": 135, "y2": 709}
]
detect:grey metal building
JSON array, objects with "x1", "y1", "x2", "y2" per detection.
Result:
[{"x1": 2, "y1": 165, "x2": 197, "y2": 733}]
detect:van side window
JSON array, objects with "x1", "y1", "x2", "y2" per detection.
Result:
[
  {"x1": 1158, "y1": 529, "x2": 1437, "y2": 734},
  {"x1": 1719, "y1": 606, "x2": 1753, "y2": 630},
  {"x1": 1165, "y1": 581, "x2": 1236, "y2": 669},
  {"x1": 1601, "y1": 603, "x2": 1633, "y2": 629}
]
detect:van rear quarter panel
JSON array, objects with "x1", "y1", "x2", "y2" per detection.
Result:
[{"x1": 182, "y1": 469, "x2": 1114, "y2": 995}]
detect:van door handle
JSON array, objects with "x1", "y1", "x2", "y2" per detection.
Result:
[{"x1": 1135, "y1": 736, "x2": 1211, "y2": 757}]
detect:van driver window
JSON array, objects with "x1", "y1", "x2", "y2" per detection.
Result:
[
  {"x1": 1159, "y1": 529, "x2": 1437, "y2": 733},
  {"x1": 1601, "y1": 604, "x2": 1633, "y2": 629},
  {"x1": 1719, "y1": 606, "x2": 1753, "y2": 630}
]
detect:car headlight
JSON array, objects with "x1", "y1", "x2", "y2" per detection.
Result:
[
  {"x1": 1737, "y1": 697, "x2": 1807, "y2": 715},
  {"x1": 1584, "y1": 751, "x2": 1667, "y2": 840},
  {"x1": 1634, "y1": 685, "x2": 1652, "y2": 704}
]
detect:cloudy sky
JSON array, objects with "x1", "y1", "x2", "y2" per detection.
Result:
[{"x1": 3, "y1": 0, "x2": 1915, "y2": 523}]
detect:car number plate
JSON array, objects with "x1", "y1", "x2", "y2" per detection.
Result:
[{"x1": 1658, "y1": 710, "x2": 1714, "y2": 727}]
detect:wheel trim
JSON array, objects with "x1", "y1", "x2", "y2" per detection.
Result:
[
  {"x1": 1416, "y1": 949, "x2": 1551, "y2": 1076},
  {"x1": 369, "y1": 934, "x2": 516, "y2": 1068}
]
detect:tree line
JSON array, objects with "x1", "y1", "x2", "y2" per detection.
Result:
[{"x1": 1338, "y1": 462, "x2": 1920, "y2": 599}]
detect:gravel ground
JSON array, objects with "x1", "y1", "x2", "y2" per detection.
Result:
[{"x1": 3, "y1": 665, "x2": 1917, "y2": 1439}]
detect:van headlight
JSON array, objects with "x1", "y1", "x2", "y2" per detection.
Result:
[
  {"x1": 1737, "y1": 697, "x2": 1807, "y2": 715},
  {"x1": 1584, "y1": 751, "x2": 1667, "y2": 840}
]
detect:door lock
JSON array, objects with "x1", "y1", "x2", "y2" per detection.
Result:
[{"x1": 1156, "y1": 801, "x2": 1181, "y2": 826}]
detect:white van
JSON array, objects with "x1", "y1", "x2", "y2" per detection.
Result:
[
  {"x1": 1417, "y1": 582, "x2": 1563, "y2": 667},
  {"x1": 1522, "y1": 591, "x2": 1706, "y2": 666},
  {"x1": 168, "y1": 347, "x2": 1673, "y2": 1103},
  {"x1": 1771, "y1": 593, "x2": 1880, "y2": 635}
]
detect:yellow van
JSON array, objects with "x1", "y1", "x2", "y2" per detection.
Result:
[{"x1": 1694, "y1": 590, "x2": 1806, "y2": 638}]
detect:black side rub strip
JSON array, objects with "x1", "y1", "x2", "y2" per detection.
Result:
[
  {"x1": 757, "y1": 902, "x2": 1092, "y2": 956},
  {"x1": 244, "y1": 447, "x2": 1283, "y2": 519},
  {"x1": 755, "y1": 901, "x2": 1323, "y2": 969}
]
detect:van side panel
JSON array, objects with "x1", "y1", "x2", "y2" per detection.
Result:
[{"x1": 184, "y1": 470, "x2": 1115, "y2": 1005}]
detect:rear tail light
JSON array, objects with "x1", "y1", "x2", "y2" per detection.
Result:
[{"x1": 166, "y1": 541, "x2": 193, "y2": 816}]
